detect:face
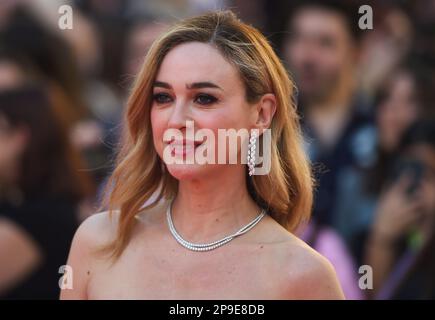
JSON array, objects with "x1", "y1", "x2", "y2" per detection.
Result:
[
  {"x1": 284, "y1": 7, "x2": 354, "y2": 101},
  {"x1": 124, "y1": 22, "x2": 169, "y2": 76},
  {"x1": 0, "y1": 114, "x2": 28, "y2": 184},
  {"x1": 150, "y1": 42, "x2": 273, "y2": 181},
  {"x1": 377, "y1": 72, "x2": 420, "y2": 151},
  {"x1": 0, "y1": 61, "x2": 25, "y2": 90}
]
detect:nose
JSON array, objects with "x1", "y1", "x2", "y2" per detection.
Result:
[{"x1": 167, "y1": 98, "x2": 191, "y2": 130}]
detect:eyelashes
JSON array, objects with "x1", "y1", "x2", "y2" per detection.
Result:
[
  {"x1": 152, "y1": 93, "x2": 218, "y2": 106},
  {"x1": 195, "y1": 93, "x2": 218, "y2": 105},
  {"x1": 152, "y1": 92, "x2": 172, "y2": 104}
]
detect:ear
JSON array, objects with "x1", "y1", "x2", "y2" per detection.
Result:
[{"x1": 252, "y1": 93, "x2": 277, "y2": 133}]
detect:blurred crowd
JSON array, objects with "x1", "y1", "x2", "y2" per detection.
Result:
[{"x1": 0, "y1": 0, "x2": 434, "y2": 300}]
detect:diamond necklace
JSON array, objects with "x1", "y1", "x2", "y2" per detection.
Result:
[{"x1": 166, "y1": 200, "x2": 266, "y2": 252}]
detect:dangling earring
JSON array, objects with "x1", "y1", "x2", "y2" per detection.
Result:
[{"x1": 247, "y1": 130, "x2": 257, "y2": 176}]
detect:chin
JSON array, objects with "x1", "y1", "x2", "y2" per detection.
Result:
[{"x1": 166, "y1": 163, "x2": 213, "y2": 181}]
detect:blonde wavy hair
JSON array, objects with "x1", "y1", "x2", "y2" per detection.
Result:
[{"x1": 102, "y1": 10, "x2": 313, "y2": 259}]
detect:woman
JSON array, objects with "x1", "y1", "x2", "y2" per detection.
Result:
[
  {"x1": 0, "y1": 86, "x2": 91, "y2": 299},
  {"x1": 61, "y1": 11, "x2": 344, "y2": 300},
  {"x1": 333, "y1": 61, "x2": 430, "y2": 264},
  {"x1": 1, "y1": 5, "x2": 113, "y2": 189},
  {"x1": 366, "y1": 120, "x2": 435, "y2": 299}
]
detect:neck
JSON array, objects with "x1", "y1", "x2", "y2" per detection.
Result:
[{"x1": 170, "y1": 165, "x2": 261, "y2": 243}]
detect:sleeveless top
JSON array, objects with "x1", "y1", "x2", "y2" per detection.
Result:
[{"x1": 0, "y1": 196, "x2": 79, "y2": 299}]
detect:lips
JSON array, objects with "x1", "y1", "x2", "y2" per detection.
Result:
[{"x1": 168, "y1": 139, "x2": 204, "y2": 157}]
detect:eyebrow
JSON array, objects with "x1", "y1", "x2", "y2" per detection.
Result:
[{"x1": 153, "y1": 81, "x2": 223, "y2": 91}]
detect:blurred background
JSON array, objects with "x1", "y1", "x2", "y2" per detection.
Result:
[{"x1": 0, "y1": 0, "x2": 434, "y2": 300}]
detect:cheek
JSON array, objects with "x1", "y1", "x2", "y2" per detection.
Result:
[
  {"x1": 322, "y1": 54, "x2": 342, "y2": 77},
  {"x1": 422, "y1": 181, "x2": 435, "y2": 212},
  {"x1": 150, "y1": 108, "x2": 168, "y2": 156},
  {"x1": 198, "y1": 108, "x2": 251, "y2": 155},
  {"x1": 197, "y1": 105, "x2": 250, "y2": 133},
  {"x1": 402, "y1": 102, "x2": 419, "y2": 123},
  {"x1": 378, "y1": 104, "x2": 398, "y2": 129},
  {"x1": 197, "y1": 112, "x2": 237, "y2": 131},
  {"x1": 288, "y1": 44, "x2": 305, "y2": 66},
  {"x1": 0, "y1": 137, "x2": 20, "y2": 167}
]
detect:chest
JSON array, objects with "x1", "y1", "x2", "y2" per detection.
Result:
[{"x1": 87, "y1": 240, "x2": 287, "y2": 299}]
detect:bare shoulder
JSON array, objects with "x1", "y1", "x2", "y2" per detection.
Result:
[
  {"x1": 73, "y1": 202, "x2": 168, "y2": 255},
  {"x1": 283, "y1": 235, "x2": 344, "y2": 299},
  {"x1": 65, "y1": 210, "x2": 121, "y2": 273},
  {"x1": 259, "y1": 218, "x2": 345, "y2": 300},
  {"x1": 73, "y1": 210, "x2": 119, "y2": 251},
  {"x1": 74, "y1": 201, "x2": 167, "y2": 253},
  {"x1": 60, "y1": 211, "x2": 119, "y2": 299}
]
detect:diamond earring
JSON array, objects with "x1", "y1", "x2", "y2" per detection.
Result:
[{"x1": 247, "y1": 130, "x2": 257, "y2": 176}]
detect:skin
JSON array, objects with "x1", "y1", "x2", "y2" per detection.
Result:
[
  {"x1": 366, "y1": 144, "x2": 435, "y2": 296},
  {"x1": 283, "y1": 7, "x2": 357, "y2": 149},
  {"x1": 0, "y1": 116, "x2": 42, "y2": 294},
  {"x1": 124, "y1": 21, "x2": 170, "y2": 76},
  {"x1": 284, "y1": 7, "x2": 355, "y2": 106},
  {"x1": 377, "y1": 72, "x2": 420, "y2": 152},
  {"x1": 0, "y1": 218, "x2": 42, "y2": 294},
  {"x1": 0, "y1": 115, "x2": 26, "y2": 184},
  {"x1": 0, "y1": 62, "x2": 26, "y2": 91},
  {"x1": 61, "y1": 42, "x2": 344, "y2": 300}
]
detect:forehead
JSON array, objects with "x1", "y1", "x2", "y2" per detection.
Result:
[
  {"x1": 155, "y1": 41, "x2": 242, "y2": 89},
  {"x1": 292, "y1": 7, "x2": 350, "y2": 40}
]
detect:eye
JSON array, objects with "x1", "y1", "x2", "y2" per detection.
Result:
[
  {"x1": 194, "y1": 94, "x2": 218, "y2": 105},
  {"x1": 153, "y1": 93, "x2": 173, "y2": 104}
]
